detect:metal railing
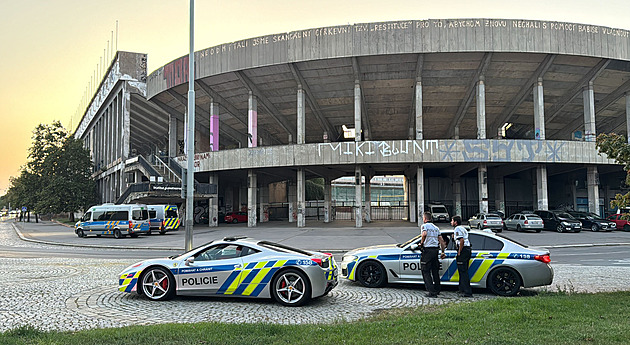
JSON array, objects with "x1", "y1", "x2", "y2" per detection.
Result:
[{"x1": 152, "y1": 155, "x2": 181, "y2": 183}]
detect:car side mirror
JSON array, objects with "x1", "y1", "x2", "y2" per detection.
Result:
[{"x1": 185, "y1": 257, "x2": 195, "y2": 266}]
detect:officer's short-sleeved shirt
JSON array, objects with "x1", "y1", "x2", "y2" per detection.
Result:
[
  {"x1": 421, "y1": 222, "x2": 441, "y2": 247},
  {"x1": 453, "y1": 225, "x2": 470, "y2": 247}
]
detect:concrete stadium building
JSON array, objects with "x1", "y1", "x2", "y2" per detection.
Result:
[{"x1": 75, "y1": 18, "x2": 630, "y2": 227}]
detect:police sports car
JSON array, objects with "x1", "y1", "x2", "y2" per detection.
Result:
[
  {"x1": 119, "y1": 236, "x2": 338, "y2": 306},
  {"x1": 341, "y1": 230, "x2": 553, "y2": 296}
]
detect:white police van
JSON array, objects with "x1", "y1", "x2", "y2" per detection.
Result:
[
  {"x1": 75, "y1": 204, "x2": 151, "y2": 239},
  {"x1": 425, "y1": 203, "x2": 450, "y2": 223},
  {"x1": 147, "y1": 204, "x2": 180, "y2": 235}
]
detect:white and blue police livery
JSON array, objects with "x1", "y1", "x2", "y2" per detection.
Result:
[
  {"x1": 341, "y1": 230, "x2": 553, "y2": 296},
  {"x1": 75, "y1": 203, "x2": 151, "y2": 239},
  {"x1": 118, "y1": 236, "x2": 338, "y2": 306}
]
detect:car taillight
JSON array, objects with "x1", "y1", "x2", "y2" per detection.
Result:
[
  {"x1": 535, "y1": 254, "x2": 551, "y2": 264},
  {"x1": 524, "y1": 220, "x2": 528, "y2": 225},
  {"x1": 483, "y1": 220, "x2": 487, "y2": 225},
  {"x1": 162, "y1": 220, "x2": 165, "y2": 229},
  {"x1": 129, "y1": 221, "x2": 133, "y2": 229}
]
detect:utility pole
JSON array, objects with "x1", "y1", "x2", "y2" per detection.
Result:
[{"x1": 184, "y1": 0, "x2": 195, "y2": 251}]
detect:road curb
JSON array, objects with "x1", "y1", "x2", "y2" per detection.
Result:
[
  {"x1": 11, "y1": 223, "x2": 182, "y2": 251},
  {"x1": 10, "y1": 221, "x2": 630, "y2": 253}
]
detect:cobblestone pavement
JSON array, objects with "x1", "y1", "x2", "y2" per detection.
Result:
[{"x1": 2, "y1": 222, "x2": 630, "y2": 332}]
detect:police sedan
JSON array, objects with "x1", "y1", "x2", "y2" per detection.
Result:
[
  {"x1": 341, "y1": 230, "x2": 553, "y2": 296},
  {"x1": 119, "y1": 236, "x2": 338, "y2": 306}
]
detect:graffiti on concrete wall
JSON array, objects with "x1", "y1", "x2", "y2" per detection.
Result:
[{"x1": 317, "y1": 140, "x2": 573, "y2": 163}]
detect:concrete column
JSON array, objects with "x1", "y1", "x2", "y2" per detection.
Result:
[
  {"x1": 364, "y1": 175, "x2": 371, "y2": 223},
  {"x1": 225, "y1": 186, "x2": 234, "y2": 214},
  {"x1": 583, "y1": 81, "x2": 596, "y2": 142},
  {"x1": 536, "y1": 165, "x2": 549, "y2": 210},
  {"x1": 477, "y1": 76, "x2": 486, "y2": 139},
  {"x1": 248, "y1": 92, "x2": 257, "y2": 148},
  {"x1": 324, "y1": 178, "x2": 332, "y2": 223},
  {"x1": 478, "y1": 164, "x2": 489, "y2": 213},
  {"x1": 626, "y1": 94, "x2": 630, "y2": 144},
  {"x1": 122, "y1": 87, "x2": 130, "y2": 158},
  {"x1": 208, "y1": 173, "x2": 218, "y2": 227},
  {"x1": 354, "y1": 81, "x2": 362, "y2": 142},
  {"x1": 453, "y1": 178, "x2": 462, "y2": 217},
  {"x1": 495, "y1": 178, "x2": 505, "y2": 214},
  {"x1": 355, "y1": 166, "x2": 363, "y2": 227},
  {"x1": 533, "y1": 77, "x2": 546, "y2": 140},
  {"x1": 415, "y1": 80, "x2": 423, "y2": 139},
  {"x1": 288, "y1": 181, "x2": 297, "y2": 223},
  {"x1": 297, "y1": 86, "x2": 305, "y2": 144},
  {"x1": 454, "y1": 126, "x2": 460, "y2": 140},
  {"x1": 417, "y1": 166, "x2": 425, "y2": 227},
  {"x1": 408, "y1": 176, "x2": 416, "y2": 223},
  {"x1": 587, "y1": 166, "x2": 600, "y2": 215},
  {"x1": 168, "y1": 114, "x2": 177, "y2": 157},
  {"x1": 247, "y1": 170, "x2": 257, "y2": 227},
  {"x1": 259, "y1": 183, "x2": 269, "y2": 223},
  {"x1": 297, "y1": 169, "x2": 306, "y2": 227},
  {"x1": 209, "y1": 101, "x2": 219, "y2": 151}
]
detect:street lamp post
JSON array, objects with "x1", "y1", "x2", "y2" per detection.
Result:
[{"x1": 185, "y1": 0, "x2": 195, "y2": 251}]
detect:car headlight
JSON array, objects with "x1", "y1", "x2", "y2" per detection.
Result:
[
  {"x1": 561, "y1": 221, "x2": 570, "y2": 226},
  {"x1": 342, "y1": 255, "x2": 357, "y2": 263},
  {"x1": 611, "y1": 222, "x2": 617, "y2": 227}
]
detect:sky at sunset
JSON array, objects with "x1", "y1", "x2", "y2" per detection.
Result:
[{"x1": 1, "y1": 0, "x2": 630, "y2": 196}]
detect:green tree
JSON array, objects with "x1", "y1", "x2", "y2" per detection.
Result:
[
  {"x1": 6, "y1": 122, "x2": 97, "y2": 221},
  {"x1": 596, "y1": 133, "x2": 630, "y2": 213},
  {"x1": 36, "y1": 136, "x2": 97, "y2": 221}
]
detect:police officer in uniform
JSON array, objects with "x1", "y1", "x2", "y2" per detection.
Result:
[
  {"x1": 418, "y1": 211, "x2": 446, "y2": 298},
  {"x1": 451, "y1": 215, "x2": 473, "y2": 297}
]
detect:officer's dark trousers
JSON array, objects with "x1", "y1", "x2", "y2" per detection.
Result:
[
  {"x1": 420, "y1": 247, "x2": 441, "y2": 294},
  {"x1": 456, "y1": 246, "x2": 472, "y2": 296}
]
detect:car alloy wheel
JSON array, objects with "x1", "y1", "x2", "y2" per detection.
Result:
[
  {"x1": 77, "y1": 229, "x2": 85, "y2": 238},
  {"x1": 591, "y1": 224, "x2": 598, "y2": 232},
  {"x1": 357, "y1": 261, "x2": 387, "y2": 288},
  {"x1": 271, "y1": 269, "x2": 311, "y2": 307},
  {"x1": 114, "y1": 229, "x2": 122, "y2": 239},
  {"x1": 516, "y1": 225, "x2": 522, "y2": 232},
  {"x1": 556, "y1": 225, "x2": 564, "y2": 233},
  {"x1": 140, "y1": 267, "x2": 175, "y2": 301},
  {"x1": 232, "y1": 219, "x2": 238, "y2": 224},
  {"x1": 488, "y1": 267, "x2": 522, "y2": 296},
  {"x1": 624, "y1": 224, "x2": 630, "y2": 232},
  {"x1": 477, "y1": 223, "x2": 482, "y2": 230}
]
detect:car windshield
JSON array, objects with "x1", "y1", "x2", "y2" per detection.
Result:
[
  {"x1": 170, "y1": 241, "x2": 214, "y2": 259},
  {"x1": 486, "y1": 215, "x2": 501, "y2": 220},
  {"x1": 398, "y1": 234, "x2": 422, "y2": 248},
  {"x1": 588, "y1": 213, "x2": 604, "y2": 220},
  {"x1": 525, "y1": 215, "x2": 541, "y2": 220},
  {"x1": 432, "y1": 206, "x2": 447, "y2": 213},
  {"x1": 556, "y1": 212, "x2": 575, "y2": 219}
]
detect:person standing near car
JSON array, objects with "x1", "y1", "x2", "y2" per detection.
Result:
[
  {"x1": 419, "y1": 211, "x2": 446, "y2": 298},
  {"x1": 451, "y1": 215, "x2": 473, "y2": 297}
]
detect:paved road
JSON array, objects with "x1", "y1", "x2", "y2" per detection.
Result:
[{"x1": 2, "y1": 219, "x2": 630, "y2": 332}]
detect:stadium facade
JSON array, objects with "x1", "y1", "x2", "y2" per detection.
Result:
[{"x1": 74, "y1": 18, "x2": 630, "y2": 227}]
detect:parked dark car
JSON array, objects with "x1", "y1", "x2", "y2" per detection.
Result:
[
  {"x1": 533, "y1": 210, "x2": 582, "y2": 233},
  {"x1": 568, "y1": 211, "x2": 616, "y2": 232}
]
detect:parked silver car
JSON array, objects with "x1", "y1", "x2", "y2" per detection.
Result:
[
  {"x1": 504, "y1": 213, "x2": 544, "y2": 232},
  {"x1": 468, "y1": 213, "x2": 504, "y2": 232}
]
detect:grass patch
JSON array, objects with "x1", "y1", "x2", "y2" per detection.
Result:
[{"x1": 2, "y1": 291, "x2": 629, "y2": 345}]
